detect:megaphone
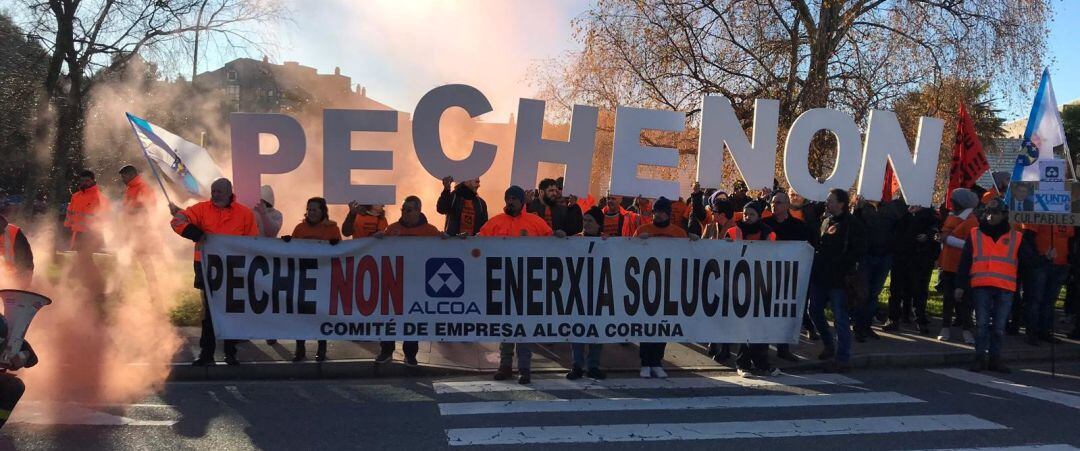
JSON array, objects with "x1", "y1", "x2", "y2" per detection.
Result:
[{"x1": 0, "y1": 289, "x2": 50, "y2": 370}]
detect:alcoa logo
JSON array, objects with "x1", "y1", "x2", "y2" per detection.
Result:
[
  {"x1": 425, "y1": 258, "x2": 465, "y2": 298},
  {"x1": 1045, "y1": 166, "x2": 1060, "y2": 179}
]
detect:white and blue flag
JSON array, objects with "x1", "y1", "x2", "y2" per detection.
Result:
[
  {"x1": 126, "y1": 113, "x2": 223, "y2": 199},
  {"x1": 1008, "y1": 69, "x2": 1070, "y2": 184}
]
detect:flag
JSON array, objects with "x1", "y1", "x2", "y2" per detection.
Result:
[
  {"x1": 576, "y1": 194, "x2": 596, "y2": 212},
  {"x1": 945, "y1": 102, "x2": 989, "y2": 209},
  {"x1": 126, "y1": 113, "x2": 223, "y2": 199},
  {"x1": 882, "y1": 161, "x2": 900, "y2": 201},
  {"x1": 1008, "y1": 69, "x2": 1070, "y2": 185}
]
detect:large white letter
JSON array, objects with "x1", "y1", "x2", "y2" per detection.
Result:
[
  {"x1": 230, "y1": 113, "x2": 306, "y2": 207},
  {"x1": 510, "y1": 99, "x2": 598, "y2": 196},
  {"x1": 697, "y1": 97, "x2": 779, "y2": 190},
  {"x1": 609, "y1": 106, "x2": 685, "y2": 199},
  {"x1": 783, "y1": 108, "x2": 862, "y2": 202},
  {"x1": 857, "y1": 110, "x2": 944, "y2": 206},
  {"x1": 411, "y1": 84, "x2": 497, "y2": 181},
  {"x1": 323, "y1": 109, "x2": 397, "y2": 205}
]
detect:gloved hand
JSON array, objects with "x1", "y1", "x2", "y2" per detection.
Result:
[
  {"x1": 281, "y1": 235, "x2": 292, "y2": 243},
  {"x1": 329, "y1": 238, "x2": 341, "y2": 246}
]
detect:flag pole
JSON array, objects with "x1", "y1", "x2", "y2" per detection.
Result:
[{"x1": 126, "y1": 114, "x2": 174, "y2": 206}]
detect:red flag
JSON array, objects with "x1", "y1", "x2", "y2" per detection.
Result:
[
  {"x1": 882, "y1": 161, "x2": 900, "y2": 201},
  {"x1": 576, "y1": 194, "x2": 596, "y2": 212},
  {"x1": 945, "y1": 103, "x2": 989, "y2": 209}
]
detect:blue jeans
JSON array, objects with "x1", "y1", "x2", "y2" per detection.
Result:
[
  {"x1": 571, "y1": 343, "x2": 602, "y2": 369},
  {"x1": 857, "y1": 254, "x2": 892, "y2": 332},
  {"x1": 1029, "y1": 265, "x2": 1069, "y2": 335},
  {"x1": 972, "y1": 287, "x2": 1013, "y2": 358},
  {"x1": 809, "y1": 285, "x2": 851, "y2": 363}
]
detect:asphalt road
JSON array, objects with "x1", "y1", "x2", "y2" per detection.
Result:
[{"x1": 3, "y1": 362, "x2": 1080, "y2": 450}]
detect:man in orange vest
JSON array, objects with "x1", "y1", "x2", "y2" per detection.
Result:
[
  {"x1": 0, "y1": 213, "x2": 33, "y2": 289},
  {"x1": 64, "y1": 170, "x2": 109, "y2": 303},
  {"x1": 1020, "y1": 223, "x2": 1074, "y2": 345},
  {"x1": 935, "y1": 188, "x2": 979, "y2": 343},
  {"x1": 170, "y1": 178, "x2": 258, "y2": 366},
  {"x1": 120, "y1": 165, "x2": 162, "y2": 296},
  {"x1": 956, "y1": 199, "x2": 1037, "y2": 373},
  {"x1": 479, "y1": 185, "x2": 557, "y2": 384}
]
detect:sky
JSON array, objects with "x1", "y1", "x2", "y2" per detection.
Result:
[{"x1": 198, "y1": 0, "x2": 1079, "y2": 122}]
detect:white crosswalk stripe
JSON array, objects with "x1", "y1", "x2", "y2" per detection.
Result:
[
  {"x1": 929, "y1": 368, "x2": 1080, "y2": 410},
  {"x1": 432, "y1": 373, "x2": 1012, "y2": 446}
]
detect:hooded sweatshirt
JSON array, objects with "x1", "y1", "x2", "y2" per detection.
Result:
[{"x1": 437, "y1": 184, "x2": 489, "y2": 236}]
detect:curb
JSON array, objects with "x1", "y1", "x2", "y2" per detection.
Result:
[{"x1": 164, "y1": 345, "x2": 1080, "y2": 381}]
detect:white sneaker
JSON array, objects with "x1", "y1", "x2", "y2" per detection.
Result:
[
  {"x1": 650, "y1": 366, "x2": 668, "y2": 378},
  {"x1": 639, "y1": 367, "x2": 652, "y2": 378},
  {"x1": 963, "y1": 330, "x2": 975, "y2": 345},
  {"x1": 937, "y1": 328, "x2": 951, "y2": 341},
  {"x1": 736, "y1": 368, "x2": 752, "y2": 378}
]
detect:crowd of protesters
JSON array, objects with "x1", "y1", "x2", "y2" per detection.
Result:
[{"x1": 9, "y1": 164, "x2": 1073, "y2": 385}]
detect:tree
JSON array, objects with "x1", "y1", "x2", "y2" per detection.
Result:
[
  {"x1": 16, "y1": 0, "x2": 285, "y2": 206},
  {"x1": 0, "y1": 14, "x2": 49, "y2": 198},
  {"x1": 536, "y1": 0, "x2": 1050, "y2": 188}
]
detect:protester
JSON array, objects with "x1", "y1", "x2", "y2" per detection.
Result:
[
  {"x1": 119, "y1": 165, "x2": 163, "y2": 302},
  {"x1": 0, "y1": 309, "x2": 39, "y2": 430},
  {"x1": 808, "y1": 188, "x2": 865, "y2": 373},
  {"x1": 253, "y1": 185, "x2": 283, "y2": 238},
  {"x1": 762, "y1": 192, "x2": 810, "y2": 361},
  {"x1": 527, "y1": 178, "x2": 583, "y2": 235},
  {"x1": 374, "y1": 196, "x2": 441, "y2": 366},
  {"x1": 0, "y1": 213, "x2": 33, "y2": 289},
  {"x1": 726, "y1": 201, "x2": 781, "y2": 377},
  {"x1": 170, "y1": 178, "x2": 259, "y2": 366},
  {"x1": 884, "y1": 204, "x2": 940, "y2": 335},
  {"x1": 283, "y1": 197, "x2": 342, "y2": 362},
  {"x1": 1020, "y1": 223, "x2": 1073, "y2": 345},
  {"x1": 119, "y1": 165, "x2": 156, "y2": 214},
  {"x1": 621, "y1": 196, "x2": 652, "y2": 237},
  {"x1": 852, "y1": 197, "x2": 903, "y2": 341},
  {"x1": 789, "y1": 188, "x2": 825, "y2": 247},
  {"x1": 64, "y1": 170, "x2": 109, "y2": 305},
  {"x1": 342, "y1": 202, "x2": 388, "y2": 239},
  {"x1": 600, "y1": 195, "x2": 626, "y2": 237},
  {"x1": 566, "y1": 206, "x2": 607, "y2": 380},
  {"x1": 957, "y1": 199, "x2": 1037, "y2": 373},
  {"x1": 437, "y1": 176, "x2": 488, "y2": 236},
  {"x1": 729, "y1": 180, "x2": 751, "y2": 211},
  {"x1": 701, "y1": 191, "x2": 736, "y2": 240},
  {"x1": 936, "y1": 188, "x2": 980, "y2": 344},
  {"x1": 634, "y1": 196, "x2": 695, "y2": 378},
  {"x1": 480, "y1": 186, "x2": 556, "y2": 384}
]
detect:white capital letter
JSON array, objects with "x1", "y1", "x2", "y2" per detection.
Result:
[
  {"x1": 510, "y1": 99, "x2": 598, "y2": 196},
  {"x1": 697, "y1": 97, "x2": 778, "y2": 190},
  {"x1": 609, "y1": 106, "x2": 685, "y2": 199}
]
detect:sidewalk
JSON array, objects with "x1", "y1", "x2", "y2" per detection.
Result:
[{"x1": 167, "y1": 315, "x2": 1080, "y2": 381}]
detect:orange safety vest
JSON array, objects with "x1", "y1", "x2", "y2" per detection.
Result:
[
  {"x1": 725, "y1": 226, "x2": 776, "y2": 241},
  {"x1": 0, "y1": 224, "x2": 20, "y2": 270},
  {"x1": 969, "y1": 228, "x2": 1021, "y2": 291},
  {"x1": 64, "y1": 185, "x2": 108, "y2": 249},
  {"x1": 171, "y1": 200, "x2": 259, "y2": 261}
]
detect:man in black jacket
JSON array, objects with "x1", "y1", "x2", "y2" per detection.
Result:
[
  {"x1": 884, "y1": 204, "x2": 940, "y2": 335},
  {"x1": 852, "y1": 197, "x2": 903, "y2": 341},
  {"x1": 808, "y1": 189, "x2": 867, "y2": 372},
  {"x1": 436, "y1": 176, "x2": 488, "y2": 236},
  {"x1": 527, "y1": 178, "x2": 583, "y2": 235},
  {"x1": 763, "y1": 192, "x2": 811, "y2": 361}
]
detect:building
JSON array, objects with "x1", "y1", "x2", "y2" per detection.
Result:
[{"x1": 194, "y1": 57, "x2": 392, "y2": 113}]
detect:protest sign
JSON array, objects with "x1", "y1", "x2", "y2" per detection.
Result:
[{"x1": 200, "y1": 235, "x2": 813, "y2": 344}]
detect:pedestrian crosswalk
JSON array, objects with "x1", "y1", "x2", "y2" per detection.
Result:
[{"x1": 432, "y1": 372, "x2": 1010, "y2": 447}]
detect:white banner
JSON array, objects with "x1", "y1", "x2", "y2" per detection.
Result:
[{"x1": 200, "y1": 235, "x2": 813, "y2": 343}]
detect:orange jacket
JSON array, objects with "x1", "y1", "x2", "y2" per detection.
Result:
[
  {"x1": 478, "y1": 212, "x2": 553, "y2": 237},
  {"x1": 726, "y1": 226, "x2": 776, "y2": 241},
  {"x1": 969, "y1": 228, "x2": 1021, "y2": 291},
  {"x1": 939, "y1": 213, "x2": 978, "y2": 273},
  {"x1": 1022, "y1": 223, "x2": 1074, "y2": 265},
  {"x1": 622, "y1": 212, "x2": 651, "y2": 237},
  {"x1": 122, "y1": 175, "x2": 156, "y2": 213},
  {"x1": 634, "y1": 222, "x2": 688, "y2": 238},
  {"x1": 348, "y1": 214, "x2": 388, "y2": 239},
  {"x1": 384, "y1": 221, "x2": 441, "y2": 237},
  {"x1": 291, "y1": 220, "x2": 342, "y2": 241},
  {"x1": 65, "y1": 184, "x2": 108, "y2": 232},
  {"x1": 171, "y1": 199, "x2": 258, "y2": 261}
]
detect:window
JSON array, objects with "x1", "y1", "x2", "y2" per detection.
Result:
[
  {"x1": 226, "y1": 70, "x2": 237, "y2": 81},
  {"x1": 226, "y1": 85, "x2": 240, "y2": 100}
]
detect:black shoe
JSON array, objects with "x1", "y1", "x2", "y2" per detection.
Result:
[
  {"x1": 224, "y1": 356, "x2": 240, "y2": 366},
  {"x1": 776, "y1": 349, "x2": 800, "y2": 362},
  {"x1": 266, "y1": 340, "x2": 278, "y2": 345},
  {"x1": 707, "y1": 343, "x2": 717, "y2": 357},
  {"x1": 374, "y1": 351, "x2": 393, "y2": 364},
  {"x1": 566, "y1": 366, "x2": 584, "y2": 380},
  {"x1": 988, "y1": 359, "x2": 1011, "y2": 374},
  {"x1": 493, "y1": 366, "x2": 513, "y2": 381},
  {"x1": 292, "y1": 351, "x2": 306, "y2": 362},
  {"x1": 969, "y1": 355, "x2": 987, "y2": 372},
  {"x1": 586, "y1": 368, "x2": 607, "y2": 380},
  {"x1": 191, "y1": 357, "x2": 215, "y2": 367},
  {"x1": 1039, "y1": 334, "x2": 1063, "y2": 344},
  {"x1": 818, "y1": 346, "x2": 835, "y2": 361},
  {"x1": 518, "y1": 372, "x2": 531, "y2": 385},
  {"x1": 404, "y1": 355, "x2": 418, "y2": 367},
  {"x1": 881, "y1": 321, "x2": 900, "y2": 332}
]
